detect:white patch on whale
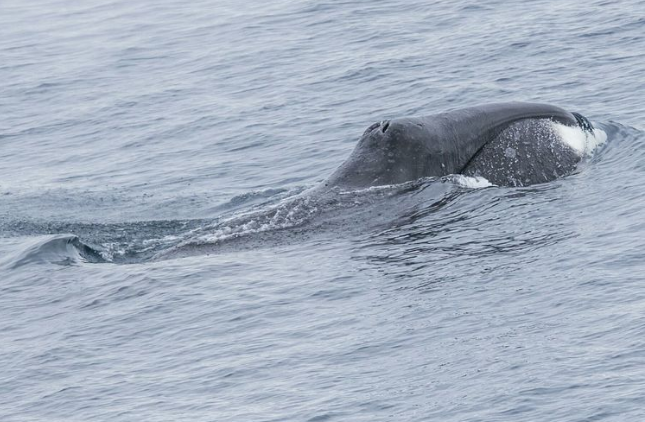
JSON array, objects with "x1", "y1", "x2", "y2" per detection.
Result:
[{"x1": 552, "y1": 122, "x2": 607, "y2": 155}]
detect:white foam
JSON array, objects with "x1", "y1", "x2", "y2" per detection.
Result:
[
  {"x1": 552, "y1": 122, "x2": 607, "y2": 156},
  {"x1": 451, "y1": 175, "x2": 495, "y2": 188}
]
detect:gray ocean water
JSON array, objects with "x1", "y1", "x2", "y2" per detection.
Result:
[{"x1": 2, "y1": 0, "x2": 645, "y2": 420}]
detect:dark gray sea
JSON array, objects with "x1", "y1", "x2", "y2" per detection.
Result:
[{"x1": 2, "y1": 0, "x2": 645, "y2": 421}]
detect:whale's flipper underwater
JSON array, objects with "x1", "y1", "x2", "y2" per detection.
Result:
[{"x1": 323, "y1": 102, "x2": 605, "y2": 189}]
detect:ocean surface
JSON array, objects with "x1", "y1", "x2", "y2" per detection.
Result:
[{"x1": 2, "y1": 0, "x2": 645, "y2": 420}]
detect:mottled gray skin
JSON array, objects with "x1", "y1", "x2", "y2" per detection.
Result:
[{"x1": 323, "y1": 102, "x2": 589, "y2": 189}]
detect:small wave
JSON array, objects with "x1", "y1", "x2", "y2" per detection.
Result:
[{"x1": 1, "y1": 234, "x2": 104, "y2": 269}]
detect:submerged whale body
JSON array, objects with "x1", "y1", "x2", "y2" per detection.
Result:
[{"x1": 324, "y1": 102, "x2": 599, "y2": 188}]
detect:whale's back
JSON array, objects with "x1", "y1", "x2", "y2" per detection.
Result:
[{"x1": 461, "y1": 118, "x2": 586, "y2": 186}]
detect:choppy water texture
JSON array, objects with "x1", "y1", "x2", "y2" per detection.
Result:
[{"x1": 2, "y1": 0, "x2": 645, "y2": 420}]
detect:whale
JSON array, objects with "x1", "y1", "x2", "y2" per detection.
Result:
[{"x1": 323, "y1": 102, "x2": 599, "y2": 188}]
